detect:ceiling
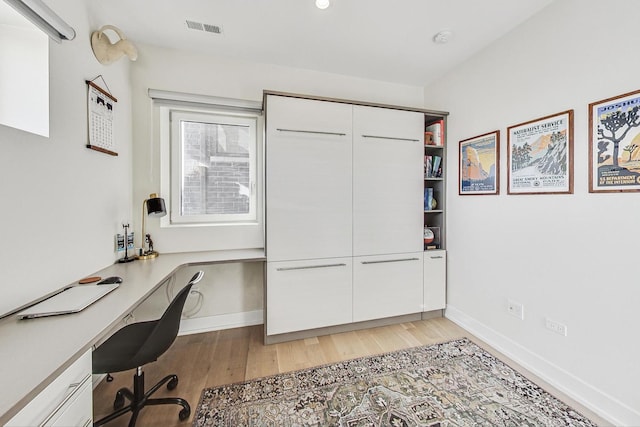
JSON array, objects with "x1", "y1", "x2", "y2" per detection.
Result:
[{"x1": 89, "y1": 0, "x2": 553, "y2": 87}]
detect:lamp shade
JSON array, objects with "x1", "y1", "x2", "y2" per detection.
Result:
[{"x1": 146, "y1": 193, "x2": 166, "y2": 217}]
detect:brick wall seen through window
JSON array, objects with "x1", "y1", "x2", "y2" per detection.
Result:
[{"x1": 181, "y1": 121, "x2": 251, "y2": 216}]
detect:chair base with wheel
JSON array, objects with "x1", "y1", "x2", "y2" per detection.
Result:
[
  {"x1": 94, "y1": 367, "x2": 191, "y2": 427},
  {"x1": 93, "y1": 271, "x2": 204, "y2": 427}
]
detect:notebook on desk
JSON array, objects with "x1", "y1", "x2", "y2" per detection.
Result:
[{"x1": 16, "y1": 283, "x2": 119, "y2": 319}]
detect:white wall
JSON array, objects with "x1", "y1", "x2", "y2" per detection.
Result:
[
  {"x1": 130, "y1": 263, "x2": 264, "y2": 335},
  {"x1": 0, "y1": 0, "x2": 133, "y2": 317},
  {"x1": 425, "y1": 0, "x2": 639, "y2": 424}
]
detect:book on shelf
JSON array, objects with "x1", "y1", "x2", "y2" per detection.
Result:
[
  {"x1": 432, "y1": 155, "x2": 442, "y2": 178},
  {"x1": 425, "y1": 120, "x2": 444, "y2": 146},
  {"x1": 425, "y1": 155, "x2": 432, "y2": 177},
  {"x1": 425, "y1": 155, "x2": 442, "y2": 178},
  {"x1": 424, "y1": 187, "x2": 433, "y2": 211}
]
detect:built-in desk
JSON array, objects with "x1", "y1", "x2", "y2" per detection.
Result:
[{"x1": 0, "y1": 249, "x2": 265, "y2": 425}]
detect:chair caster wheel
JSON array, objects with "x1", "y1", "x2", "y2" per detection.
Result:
[
  {"x1": 113, "y1": 392, "x2": 125, "y2": 410},
  {"x1": 167, "y1": 376, "x2": 178, "y2": 390},
  {"x1": 179, "y1": 407, "x2": 190, "y2": 421}
]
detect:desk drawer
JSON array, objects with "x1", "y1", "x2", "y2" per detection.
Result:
[
  {"x1": 46, "y1": 376, "x2": 92, "y2": 427},
  {"x1": 6, "y1": 350, "x2": 92, "y2": 427}
]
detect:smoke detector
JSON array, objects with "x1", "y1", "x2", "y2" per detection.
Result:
[
  {"x1": 186, "y1": 20, "x2": 223, "y2": 34},
  {"x1": 433, "y1": 30, "x2": 453, "y2": 44}
]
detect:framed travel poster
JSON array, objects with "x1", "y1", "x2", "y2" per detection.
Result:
[
  {"x1": 459, "y1": 130, "x2": 500, "y2": 195},
  {"x1": 589, "y1": 89, "x2": 640, "y2": 193},
  {"x1": 507, "y1": 110, "x2": 574, "y2": 195}
]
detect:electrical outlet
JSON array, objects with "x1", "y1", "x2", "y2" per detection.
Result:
[
  {"x1": 507, "y1": 299, "x2": 524, "y2": 320},
  {"x1": 545, "y1": 318, "x2": 568, "y2": 336}
]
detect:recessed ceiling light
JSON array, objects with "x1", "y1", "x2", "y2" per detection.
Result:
[
  {"x1": 315, "y1": 0, "x2": 330, "y2": 10},
  {"x1": 433, "y1": 30, "x2": 453, "y2": 44}
]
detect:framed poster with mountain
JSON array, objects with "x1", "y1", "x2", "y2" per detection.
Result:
[
  {"x1": 459, "y1": 130, "x2": 500, "y2": 195},
  {"x1": 507, "y1": 110, "x2": 574, "y2": 195},
  {"x1": 589, "y1": 89, "x2": 640, "y2": 193}
]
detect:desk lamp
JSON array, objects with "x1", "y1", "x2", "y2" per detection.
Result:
[{"x1": 137, "y1": 193, "x2": 166, "y2": 260}]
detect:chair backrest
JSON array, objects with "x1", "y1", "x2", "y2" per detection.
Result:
[{"x1": 134, "y1": 271, "x2": 204, "y2": 363}]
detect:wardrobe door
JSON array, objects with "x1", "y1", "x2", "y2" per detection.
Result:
[
  {"x1": 266, "y1": 95, "x2": 353, "y2": 261},
  {"x1": 352, "y1": 105, "x2": 423, "y2": 256}
]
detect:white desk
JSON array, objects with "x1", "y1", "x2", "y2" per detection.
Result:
[{"x1": 0, "y1": 249, "x2": 265, "y2": 425}]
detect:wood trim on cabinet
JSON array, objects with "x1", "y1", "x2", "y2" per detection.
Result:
[{"x1": 263, "y1": 90, "x2": 449, "y2": 118}]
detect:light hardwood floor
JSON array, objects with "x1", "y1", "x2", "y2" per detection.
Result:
[{"x1": 93, "y1": 318, "x2": 608, "y2": 426}]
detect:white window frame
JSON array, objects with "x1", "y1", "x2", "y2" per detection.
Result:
[
  {"x1": 170, "y1": 110, "x2": 258, "y2": 225},
  {"x1": 155, "y1": 92, "x2": 263, "y2": 229}
]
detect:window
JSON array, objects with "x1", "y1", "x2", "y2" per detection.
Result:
[
  {"x1": 155, "y1": 93, "x2": 262, "y2": 229},
  {"x1": 153, "y1": 91, "x2": 263, "y2": 235},
  {"x1": 164, "y1": 106, "x2": 261, "y2": 226}
]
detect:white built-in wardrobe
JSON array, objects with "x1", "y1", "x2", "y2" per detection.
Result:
[{"x1": 264, "y1": 92, "x2": 445, "y2": 342}]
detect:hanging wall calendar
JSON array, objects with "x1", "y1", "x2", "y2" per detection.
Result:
[{"x1": 86, "y1": 76, "x2": 118, "y2": 156}]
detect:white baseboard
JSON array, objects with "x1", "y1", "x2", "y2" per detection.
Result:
[
  {"x1": 178, "y1": 309, "x2": 263, "y2": 336},
  {"x1": 445, "y1": 304, "x2": 640, "y2": 427}
]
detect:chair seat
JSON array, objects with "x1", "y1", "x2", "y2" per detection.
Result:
[{"x1": 93, "y1": 320, "x2": 157, "y2": 374}]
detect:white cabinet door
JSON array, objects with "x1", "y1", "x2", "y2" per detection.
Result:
[
  {"x1": 353, "y1": 105, "x2": 423, "y2": 256},
  {"x1": 424, "y1": 250, "x2": 446, "y2": 311},
  {"x1": 266, "y1": 95, "x2": 353, "y2": 261},
  {"x1": 353, "y1": 252, "x2": 423, "y2": 322},
  {"x1": 266, "y1": 258, "x2": 352, "y2": 335}
]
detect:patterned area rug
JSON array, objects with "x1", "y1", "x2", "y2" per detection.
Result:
[{"x1": 193, "y1": 338, "x2": 596, "y2": 426}]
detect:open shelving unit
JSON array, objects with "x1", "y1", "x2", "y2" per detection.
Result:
[{"x1": 423, "y1": 115, "x2": 446, "y2": 251}]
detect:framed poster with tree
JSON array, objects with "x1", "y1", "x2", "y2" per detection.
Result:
[
  {"x1": 589, "y1": 89, "x2": 640, "y2": 192},
  {"x1": 507, "y1": 110, "x2": 573, "y2": 195}
]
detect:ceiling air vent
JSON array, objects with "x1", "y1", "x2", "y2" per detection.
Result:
[
  {"x1": 185, "y1": 20, "x2": 223, "y2": 34},
  {"x1": 203, "y1": 24, "x2": 222, "y2": 34}
]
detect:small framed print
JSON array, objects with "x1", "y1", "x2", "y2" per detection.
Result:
[
  {"x1": 507, "y1": 110, "x2": 574, "y2": 195},
  {"x1": 459, "y1": 130, "x2": 500, "y2": 195},
  {"x1": 589, "y1": 89, "x2": 640, "y2": 193}
]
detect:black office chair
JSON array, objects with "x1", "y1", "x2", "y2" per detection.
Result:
[{"x1": 92, "y1": 271, "x2": 204, "y2": 427}]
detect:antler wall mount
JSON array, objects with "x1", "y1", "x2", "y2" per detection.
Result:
[{"x1": 91, "y1": 25, "x2": 138, "y2": 65}]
